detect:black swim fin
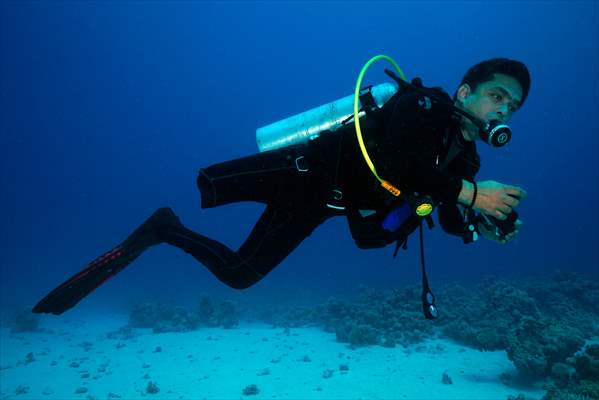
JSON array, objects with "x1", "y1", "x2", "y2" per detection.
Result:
[
  {"x1": 32, "y1": 207, "x2": 180, "y2": 315},
  {"x1": 32, "y1": 244, "x2": 138, "y2": 315}
]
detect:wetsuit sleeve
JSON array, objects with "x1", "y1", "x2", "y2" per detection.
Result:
[
  {"x1": 437, "y1": 149, "x2": 481, "y2": 239},
  {"x1": 376, "y1": 92, "x2": 463, "y2": 205},
  {"x1": 438, "y1": 204, "x2": 466, "y2": 236}
]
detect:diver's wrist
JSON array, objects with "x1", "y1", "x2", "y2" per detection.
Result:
[{"x1": 458, "y1": 180, "x2": 474, "y2": 206}]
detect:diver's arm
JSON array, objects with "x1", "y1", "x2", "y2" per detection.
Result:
[
  {"x1": 457, "y1": 180, "x2": 474, "y2": 206},
  {"x1": 437, "y1": 204, "x2": 466, "y2": 236},
  {"x1": 457, "y1": 180, "x2": 526, "y2": 220}
]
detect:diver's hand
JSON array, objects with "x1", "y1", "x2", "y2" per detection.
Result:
[
  {"x1": 459, "y1": 180, "x2": 527, "y2": 220},
  {"x1": 478, "y1": 218, "x2": 523, "y2": 244}
]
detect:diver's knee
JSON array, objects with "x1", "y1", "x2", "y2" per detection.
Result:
[
  {"x1": 227, "y1": 280, "x2": 257, "y2": 290},
  {"x1": 226, "y1": 270, "x2": 264, "y2": 290},
  {"x1": 220, "y1": 261, "x2": 266, "y2": 290}
]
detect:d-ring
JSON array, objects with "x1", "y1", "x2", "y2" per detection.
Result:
[{"x1": 295, "y1": 156, "x2": 309, "y2": 172}]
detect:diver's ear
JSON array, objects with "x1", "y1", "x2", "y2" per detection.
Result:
[{"x1": 456, "y1": 84, "x2": 471, "y2": 103}]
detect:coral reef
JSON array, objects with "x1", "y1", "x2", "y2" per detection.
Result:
[
  {"x1": 505, "y1": 317, "x2": 584, "y2": 378},
  {"x1": 129, "y1": 303, "x2": 200, "y2": 333},
  {"x1": 544, "y1": 344, "x2": 599, "y2": 399},
  {"x1": 441, "y1": 280, "x2": 542, "y2": 351},
  {"x1": 196, "y1": 296, "x2": 238, "y2": 329},
  {"x1": 252, "y1": 271, "x2": 597, "y2": 388},
  {"x1": 440, "y1": 274, "x2": 597, "y2": 379},
  {"x1": 127, "y1": 296, "x2": 238, "y2": 333},
  {"x1": 575, "y1": 344, "x2": 599, "y2": 382},
  {"x1": 261, "y1": 271, "x2": 598, "y2": 399},
  {"x1": 314, "y1": 285, "x2": 434, "y2": 348},
  {"x1": 117, "y1": 271, "x2": 598, "y2": 400}
]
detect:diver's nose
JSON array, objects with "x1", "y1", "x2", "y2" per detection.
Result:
[{"x1": 496, "y1": 104, "x2": 509, "y2": 121}]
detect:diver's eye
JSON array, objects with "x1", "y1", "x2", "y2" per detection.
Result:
[{"x1": 492, "y1": 93, "x2": 503, "y2": 102}]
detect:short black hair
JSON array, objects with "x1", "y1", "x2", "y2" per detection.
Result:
[{"x1": 454, "y1": 58, "x2": 531, "y2": 107}]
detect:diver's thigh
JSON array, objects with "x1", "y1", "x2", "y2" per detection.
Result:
[
  {"x1": 197, "y1": 148, "x2": 307, "y2": 207},
  {"x1": 234, "y1": 203, "x2": 326, "y2": 278}
]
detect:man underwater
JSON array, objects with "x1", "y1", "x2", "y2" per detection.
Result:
[{"x1": 33, "y1": 57, "x2": 530, "y2": 316}]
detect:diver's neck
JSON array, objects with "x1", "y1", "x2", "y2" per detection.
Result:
[
  {"x1": 460, "y1": 127, "x2": 475, "y2": 142},
  {"x1": 459, "y1": 117, "x2": 479, "y2": 142},
  {"x1": 454, "y1": 101, "x2": 477, "y2": 142}
]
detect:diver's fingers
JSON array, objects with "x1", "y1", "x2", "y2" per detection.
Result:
[
  {"x1": 514, "y1": 220, "x2": 523, "y2": 232},
  {"x1": 511, "y1": 220, "x2": 523, "y2": 236},
  {"x1": 505, "y1": 186, "x2": 527, "y2": 200},
  {"x1": 494, "y1": 209, "x2": 508, "y2": 220},
  {"x1": 505, "y1": 224, "x2": 522, "y2": 242},
  {"x1": 497, "y1": 204, "x2": 512, "y2": 217},
  {"x1": 502, "y1": 193, "x2": 520, "y2": 208}
]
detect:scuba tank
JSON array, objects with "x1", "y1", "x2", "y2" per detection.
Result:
[{"x1": 256, "y1": 82, "x2": 398, "y2": 152}]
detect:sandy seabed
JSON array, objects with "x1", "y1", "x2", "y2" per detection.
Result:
[{"x1": 0, "y1": 314, "x2": 546, "y2": 400}]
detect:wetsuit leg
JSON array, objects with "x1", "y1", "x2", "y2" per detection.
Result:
[
  {"x1": 33, "y1": 146, "x2": 332, "y2": 315},
  {"x1": 197, "y1": 145, "x2": 318, "y2": 208},
  {"x1": 33, "y1": 203, "x2": 327, "y2": 315},
  {"x1": 159, "y1": 203, "x2": 327, "y2": 289},
  {"x1": 180, "y1": 146, "x2": 330, "y2": 288}
]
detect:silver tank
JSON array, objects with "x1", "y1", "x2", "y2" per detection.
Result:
[{"x1": 256, "y1": 82, "x2": 398, "y2": 152}]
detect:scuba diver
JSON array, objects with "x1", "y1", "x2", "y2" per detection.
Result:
[{"x1": 33, "y1": 56, "x2": 530, "y2": 318}]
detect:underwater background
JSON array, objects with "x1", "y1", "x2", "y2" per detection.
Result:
[{"x1": 1, "y1": 2, "x2": 598, "y2": 399}]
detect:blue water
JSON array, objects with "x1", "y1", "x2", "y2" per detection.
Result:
[{"x1": 1, "y1": 2, "x2": 597, "y2": 312}]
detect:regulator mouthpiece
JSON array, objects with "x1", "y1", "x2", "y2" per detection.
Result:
[{"x1": 481, "y1": 120, "x2": 512, "y2": 147}]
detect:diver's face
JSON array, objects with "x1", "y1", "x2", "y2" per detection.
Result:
[{"x1": 455, "y1": 73, "x2": 523, "y2": 141}]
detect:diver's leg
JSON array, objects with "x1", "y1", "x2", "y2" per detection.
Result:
[
  {"x1": 159, "y1": 204, "x2": 326, "y2": 289},
  {"x1": 196, "y1": 145, "x2": 313, "y2": 208},
  {"x1": 33, "y1": 204, "x2": 326, "y2": 315},
  {"x1": 34, "y1": 148, "x2": 322, "y2": 315},
  {"x1": 32, "y1": 207, "x2": 183, "y2": 315}
]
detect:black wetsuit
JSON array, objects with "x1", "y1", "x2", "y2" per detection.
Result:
[
  {"x1": 161, "y1": 86, "x2": 480, "y2": 289},
  {"x1": 33, "y1": 83, "x2": 480, "y2": 315}
]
